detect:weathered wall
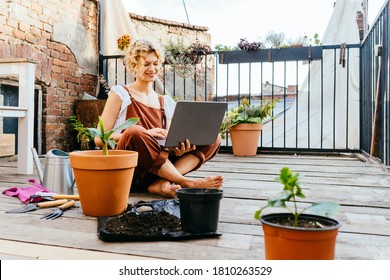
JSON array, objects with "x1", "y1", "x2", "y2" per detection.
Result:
[
  {"x1": 129, "y1": 13, "x2": 214, "y2": 101},
  {"x1": 0, "y1": 2, "x2": 214, "y2": 152},
  {"x1": 0, "y1": 0, "x2": 99, "y2": 152}
]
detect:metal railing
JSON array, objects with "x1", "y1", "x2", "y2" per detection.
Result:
[
  {"x1": 100, "y1": 43, "x2": 361, "y2": 155},
  {"x1": 98, "y1": 2, "x2": 390, "y2": 164},
  {"x1": 360, "y1": 0, "x2": 390, "y2": 165}
]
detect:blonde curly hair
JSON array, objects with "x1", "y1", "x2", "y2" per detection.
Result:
[{"x1": 124, "y1": 39, "x2": 165, "y2": 75}]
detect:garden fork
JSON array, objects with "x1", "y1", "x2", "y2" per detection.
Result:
[{"x1": 41, "y1": 200, "x2": 76, "y2": 220}]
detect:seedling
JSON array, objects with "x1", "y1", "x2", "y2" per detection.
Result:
[
  {"x1": 254, "y1": 167, "x2": 339, "y2": 227},
  {"x1": 88, "y1": 116, "x2": 139, "y2": 155}
]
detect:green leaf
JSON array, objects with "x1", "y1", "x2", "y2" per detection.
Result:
[
  {"x1": 107, "y1": 139, "x2": 117, "y2": 150},
  {"x1": 267, "y1": 191, "x2": 290, "y2": 207},
  {"x1": 307, "y1": 202, "x2": 339, "y2": 217},
  {"x1": 98, "y1": 116, "x2": 105, "y2": 136},
  {"x1": 115, "y1": 117, "x2": 139, "y2": 132},
  {"x1": 87, "y1": 128, "x2": 101, "y2": 138}
]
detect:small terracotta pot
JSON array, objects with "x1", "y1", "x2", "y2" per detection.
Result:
[
  {"x1": 69, "y1": 150, "x2": 138, "y2": 217},
  {"x1": 229, "y1": 123, "x2": 262, "y2": 156},
  {"x1": 260, "y1": 213, "x2": 341, "y2": 260}
]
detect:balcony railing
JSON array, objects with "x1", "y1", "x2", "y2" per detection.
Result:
[
  {"x1": 99, "y1": 43, "x2": 361, "y2": 155},
  {"x1": 100, "y1": 0, "x2": 390, "y2": 166},
  {"x1": 360, "y1": 0, "x2": 390, "y2": 165}
]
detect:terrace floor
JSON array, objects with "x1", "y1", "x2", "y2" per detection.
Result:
[{"x1": 0, "y1": 152, "x2": 390, "y2": 260}]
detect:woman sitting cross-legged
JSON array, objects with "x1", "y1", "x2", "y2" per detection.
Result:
[{"x1": 94, "y1": 38, "x2": 223, "y2": 197}]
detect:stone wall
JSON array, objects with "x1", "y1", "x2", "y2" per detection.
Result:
[
  {"x1": 0, "y1": 0, "x2": 99, "y2": 153},
  {"x1": 129, "y1": 13, "x2": 214, "y2": 101}
]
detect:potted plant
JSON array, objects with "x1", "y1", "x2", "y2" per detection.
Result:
[
  {"x1": 187, "y1": 40, "x2": 211, "y2": 64},
  {"x1": 69, "y1": 117, "x2": 139, "y2": 217},
  {"x1": 163, "y1": 39, "x2": 211, "y2": 78},
  {"x1": 163, "y1": 39, "x2": 194, "y2": 78},
  {"x1": 68, "y1": 115, "x2": 94, "y2": 150},
  {"x1": 254, "y1": 167, "x2": 341, "y2": 260},
  {"x1": 220, "y1": 97, "x2": 276, "y2": 156}
]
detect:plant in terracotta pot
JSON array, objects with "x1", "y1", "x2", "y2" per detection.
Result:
[
  {"x1": 254, "y1": 167, "x2": 341, "y2": 260},
  {"x1": 69, "y1": 117, "x2": 139, "y2": 217},
  {"x1": 220, "y1": 97, "x2": 276, "y2": 156}
]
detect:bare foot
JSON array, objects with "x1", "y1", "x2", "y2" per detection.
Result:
[
  {"x1": 148, "y1": 179, "x2": 181, "y2": 198},
  {"x1": 181, "y1": 175, "x2": 224, "y2": 189}
]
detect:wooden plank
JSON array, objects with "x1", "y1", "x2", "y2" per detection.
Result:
[
  {"x1": 0, "y1": 240, "x2": 156, "y2": 260},
  {"x1": 0, "y1": 153, "x2": 389, "y2": 260}
]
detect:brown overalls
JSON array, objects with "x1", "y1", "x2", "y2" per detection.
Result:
[{"x1": 116, "y1": 86, "x2": 222, "y2": 192}]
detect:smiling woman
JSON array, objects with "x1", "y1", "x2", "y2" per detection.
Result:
[{"x1": 97, "y1": 38, "x2": 224, "y2": 198}]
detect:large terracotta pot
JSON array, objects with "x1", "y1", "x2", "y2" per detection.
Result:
[
  {"x1": 260, "y1": 213, "x2": 341, "y2": 260},
  {"x1": 229, "y1": 123, "x2": 262, "y2": 156},
  {"x1": 69, "y1": 150, "x2": 138, "y2": 217}
]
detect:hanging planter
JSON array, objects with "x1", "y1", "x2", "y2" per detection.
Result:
[{"x1": 219, "y1": 46, "x2": 322, "y2": 64}]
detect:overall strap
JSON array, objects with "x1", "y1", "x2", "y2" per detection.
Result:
[
  {"x1": 158, "y1": 95, "x2": 167, "y2": 129},
  {"x1": 121, "y1": 85, "x2": 132, "y2": 98}
]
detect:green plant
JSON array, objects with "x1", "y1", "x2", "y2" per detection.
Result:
[
  {"x1": 88, "y1": 116, "x2": 139, "y2": 155},
  {"x1": 220, "y1": 97, "x2": 276, "y2": 138},
  {"x1": 188, "y1": 41, "x2": 211, "y2": 55},
  {"x1": 163, "y1": 39, "x2": 193, "y2": 78},
  {"x1": 68, "y1": 115, "x2": 94, "y2": 150},
  {"x1": 163, "y1": 39, "x2": 211, "y2": 77},
  {"x1": 254, "y1": 167, "x2": 339, "y2": 227}
]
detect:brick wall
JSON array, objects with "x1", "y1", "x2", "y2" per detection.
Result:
[{"x1": 0, "y1": 0, "x2": 99, "y2": 153}]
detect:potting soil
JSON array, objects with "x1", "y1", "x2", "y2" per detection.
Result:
[{"x1": 97, "y1": 199, "x2": 222, "y2": 242}]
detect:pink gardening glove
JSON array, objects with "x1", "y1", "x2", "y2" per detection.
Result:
[{"x1": 2, "y1": 179, "x2": 49, "y2": 203}]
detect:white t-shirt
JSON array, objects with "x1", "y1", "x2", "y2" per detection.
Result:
[{"x1": 109, "y1": 85, "x2": 176, "y2": 131}]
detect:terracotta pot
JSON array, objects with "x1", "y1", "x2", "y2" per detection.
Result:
[
  {"x1": 229, "y1": 123, "x2": 262, "y2": 156},
  {"x1": 260, "y1": 213, "x2": 341, "y2": 260},
  {"x1": 69, "y1": 150, "x2": 138, "y2": 217}
]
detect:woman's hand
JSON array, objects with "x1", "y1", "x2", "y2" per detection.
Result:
[
  {"x1": 146, "y1": 128, "x2": 168, "y2": 139},
  {"x1": 169, "y1": 139, "x2": 196, "y2": 157}
]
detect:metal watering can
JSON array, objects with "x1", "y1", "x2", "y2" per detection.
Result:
[{"x1": 31, "y1": 148, "x2": 75, "y2": 195}]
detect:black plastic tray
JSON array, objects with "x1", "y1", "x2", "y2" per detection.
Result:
[{"x1": 97, "y1": 199, "x2": 222, "y2": 242}]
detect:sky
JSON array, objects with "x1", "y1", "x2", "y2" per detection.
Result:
[{"x1": 123, "y1": 0, "x2": 387, "y2": 48}]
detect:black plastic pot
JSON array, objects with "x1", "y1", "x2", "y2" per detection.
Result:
[{"x1": 176, "y1": 188, "x2": 223, "y2": 233}]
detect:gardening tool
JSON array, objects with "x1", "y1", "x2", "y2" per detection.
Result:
[
  {"x1": 30, "y1": 191, "x2": 79, "y2": 202},
  {"x1": 31, "y1": 148, "x2": 75, "y2": 195},
  {"x1": 41, "y1": 200, "x2": 76, "y2": 220},
  {"x1": 6, "y1": 199, "x2": 68, "y2": 213}
]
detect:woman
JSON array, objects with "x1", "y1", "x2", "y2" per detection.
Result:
[{"x1": 95, "y1": 39, "x2": 223, "y2": 197}]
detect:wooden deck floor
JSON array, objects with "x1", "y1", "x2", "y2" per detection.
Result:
[{"x1": 1, "y1": 152, "x2": 390, "y2": 260}]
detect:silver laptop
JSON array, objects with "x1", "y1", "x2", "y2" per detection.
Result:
[{"x1": 157, "y1": 101, "x2": 228, "y2": 148}]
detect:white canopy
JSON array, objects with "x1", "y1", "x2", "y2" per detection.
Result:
[{"x1": 262, "y1": 0, "x2": 362, "y2": 149}]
